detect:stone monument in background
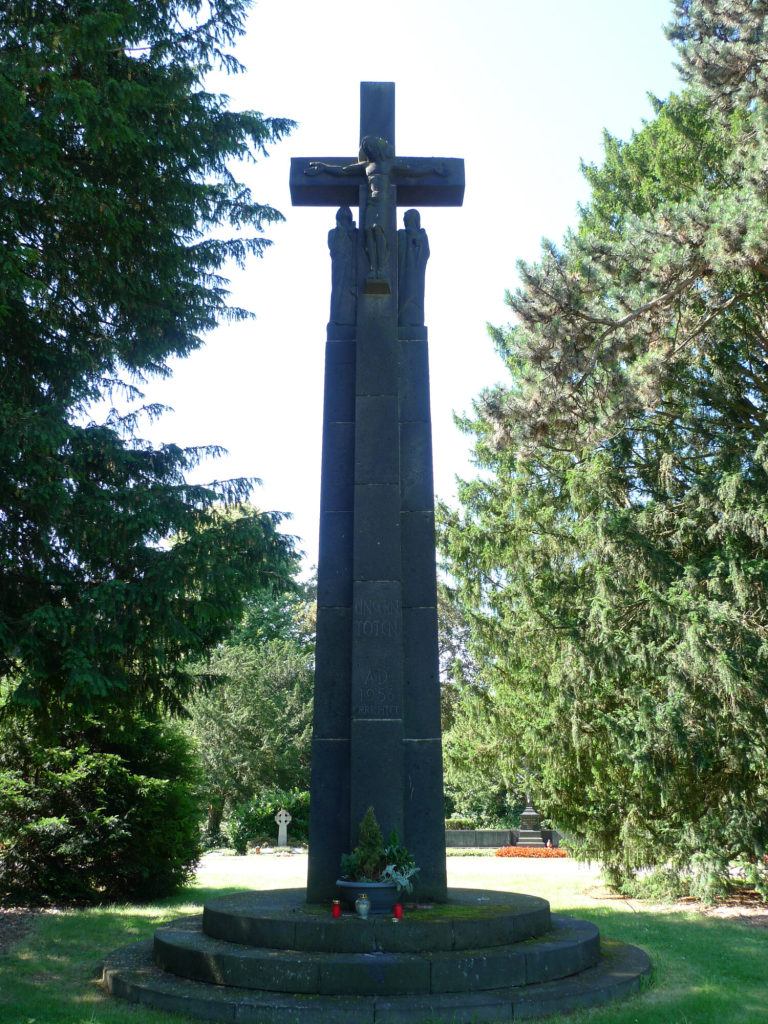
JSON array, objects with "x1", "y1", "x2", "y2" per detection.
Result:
[
  {"x1": 517, "y1": 801, "x2": 546, "y2": 848},
  {"x1": 290, "y1": 82, "x2": 465, "y2": 902}
]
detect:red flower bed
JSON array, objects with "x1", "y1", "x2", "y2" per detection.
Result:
[{"x1": 495, "y1": 846, "x2": 568, "y2": 858}]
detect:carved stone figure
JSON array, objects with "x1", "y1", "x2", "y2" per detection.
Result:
[
  {"x1": 398, "y1": 209, "x2": 429, "y2": 326},
  {"x1": 306, "y1": 137, "x2": 446, "y2": 290},
  {"x1": 357, "y1": 135, "x2": 393, "y2": 283},
  {"x1": 328, "y1": 206, "x2": 357, "y2": 325}
]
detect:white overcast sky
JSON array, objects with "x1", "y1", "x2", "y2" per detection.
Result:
[{"x1": 133, "y1": 0, "x2": 683, "y2": 569}]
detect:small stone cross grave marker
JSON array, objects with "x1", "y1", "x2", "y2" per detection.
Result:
[{"x1": 275, "y1": 808, "x2": 292, "y2": 848}]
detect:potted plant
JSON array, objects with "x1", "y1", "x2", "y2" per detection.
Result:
[{"x1": 336, "y1": 807, "x2": 419, "y2": 914}]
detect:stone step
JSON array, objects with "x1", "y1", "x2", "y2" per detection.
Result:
[
  {"x1": 153, "y1": 914, "x2": 599, "y2": 996},
  {"x1": 516, "y1": 831, "x2": 547, "y2": 848},
  {"x1": 102, "y1": 934, "x2": 651, "y2": 1023},
  {"x1": 201, "y1": 887, "x2": 550, "y2": 953}
]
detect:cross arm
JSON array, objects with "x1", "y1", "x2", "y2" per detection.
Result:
[
  {"x1": 393, "y1": 157, "x2": 465, "y2": 207},
  {"x1": 290, "y1": 157, "x2": 362, "y2": 206},
  {"x1": 290, "y1": 156, "x2": 465, "y2": 207}
]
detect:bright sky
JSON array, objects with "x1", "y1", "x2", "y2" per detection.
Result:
[{"x1": 136, "y1": 0, "x2": 683, "y2": 569}]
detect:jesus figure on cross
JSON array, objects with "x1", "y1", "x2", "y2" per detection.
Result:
[{"x1": 306, "y1": 135, "x2": 447, "y2": 287}]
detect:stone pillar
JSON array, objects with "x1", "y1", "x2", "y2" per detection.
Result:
[{"x1": 295, "y1": 83, "x2": 463, "y2": 904}]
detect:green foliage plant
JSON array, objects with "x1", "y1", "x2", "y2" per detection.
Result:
[
  {"x1": 340, "y1": 807, "x2": 420, "y2": 893},
  {"x1": 0, "y1": 709, "x2": 203, "y2": 903},
  {"x1": 616, "y1": 866, "x2": 691, "y2": 903},
  {"x1": 186, "y1": 627, "x2": 314, "y2": 835},
  {"x1": 380, "y1": 833, "x2": 421, "y2": 894}
]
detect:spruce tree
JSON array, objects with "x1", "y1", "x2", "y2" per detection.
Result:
[{"x1": 440, "y1": 0, "x2": 768, "y2": 898}]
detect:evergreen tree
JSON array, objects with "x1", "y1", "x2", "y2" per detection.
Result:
[
  {"x1": 0, "y1": 0, "x2": 297, "y2": 729},
  {"x1": 440, "y1": 0, "x2": 768, "y2": 898},
  {"x1": 0, "y1": 708, "x2": 205, "y2": 903},
  {"x1": 437, "y1": 581, "x2": 480, "y2": 731},
  {"x1": 186, "y1": 581, "x2": 316, "y2": 835}
]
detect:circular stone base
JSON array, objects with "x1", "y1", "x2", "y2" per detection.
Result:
[
  {"x1": 101, "y1": 887, "x2": 652, "y2": 1022},
  {"x1": 202, "y1": 886, "x2": 551, "y2": 952}
]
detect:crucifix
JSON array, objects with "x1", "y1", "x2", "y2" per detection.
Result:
[
  {"x1": 292, "y1": 88, "x2": 462, "y2": 295},
  {"x1": 290, "y1": 83, "x2": 464, "y2": 903}
]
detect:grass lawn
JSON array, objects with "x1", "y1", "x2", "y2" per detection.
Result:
[{"x1": 0, "y1": 852, "x2": 766, "y2": 1024}]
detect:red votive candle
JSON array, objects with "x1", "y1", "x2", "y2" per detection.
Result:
[
  {"x1": 332, "y1": 900, "x2": 341, "y2": 918},
  {"x1": 393, "y1": 902, "x2": 403, "y2": 919}
]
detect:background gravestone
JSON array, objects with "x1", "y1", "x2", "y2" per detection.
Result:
[
  {"x1": 517, "y1": 803, "x2": 546, "y2": 848},
  {"x1": 290, "y1": 82, "x2": 464, "y2": 902},
  {"x1": 275, "y1": 808, "x2": 291, "y2": 848}
]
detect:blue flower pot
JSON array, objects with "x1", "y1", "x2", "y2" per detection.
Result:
[{"x1": 335, "y1": 879, "x2": 398, "y2": 915}]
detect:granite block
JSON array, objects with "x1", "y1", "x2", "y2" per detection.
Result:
[
  {"x1": 317, "y1": 511, "x2": 353, "y2": 607},
  {"x1": 353, "y1": 484, "x2": 401, "y2": 581},
  {"x1": 350, "y1": 717, "x2": 404, "y2": 844},
  {"x1": 320, "y1": 421, "x2": 354, "y2": 511},
  {"x1": 400, "y1": 420, "x2": 434, "y2": 512},
  {"x1": 356, "y1": 316, "x2": 398, "y2": 396},
  {"x1": 354, "y1": 395, "x2": 398, "y2": 484},
  {"x1": 403, "y1": 606, "x2": 441, "y2": 738},
  {"x1": 400, "y1": 511, "x2": 437, "y2": 608},
  {"x1": 398, "y1": 340, "x2": 431, "y2": 422},
  {"x1": 404, "y1": 738, "x2": 447, "y2": 901},
  {"x1": 307, "y1": 738, "x2": 351, "y2": 903},
  {"x1": 313, "y1": 605, "x2": 352, "y2": 738},
  {"x1": 323, "y1": 340, "x2": 356, "y2": 422}
]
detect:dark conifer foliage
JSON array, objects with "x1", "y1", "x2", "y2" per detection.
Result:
[
  {"x1": 0, "y1": 1, "x2": 297, "y2": 727},
  {"x1": 440, "y1": 1, "x2": 768, "y2": 897}
]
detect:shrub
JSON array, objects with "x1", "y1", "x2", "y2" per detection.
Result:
[
  {"x1": 616, "y1": 867, "x2": 690, "y2": 902},
  {"x1": 228, "y1": 788, "x2": 309, "y2": 854},
  {"x1": 495, "y1": 846, "x2": 568, "y2": 858},
  {"x1": 200, "y1": 825, "x2": 230, "y2": 852},
  {"x1": 445, "y1": 817, "x2": 476, "y2": 830},
  {"x1": 340, "y1": 807, "x2": 419, "y2": 892},
  {"x1": 0, "y1": 712, "x2": 203, "y2": 904}
]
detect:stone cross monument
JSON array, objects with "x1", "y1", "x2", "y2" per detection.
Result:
[
  {"x1": 290, "y1": 82, "x2": 464, "y2": 903},
  {"x1": 274, "y1": 808, "x2": 292, "y2": 848}
]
